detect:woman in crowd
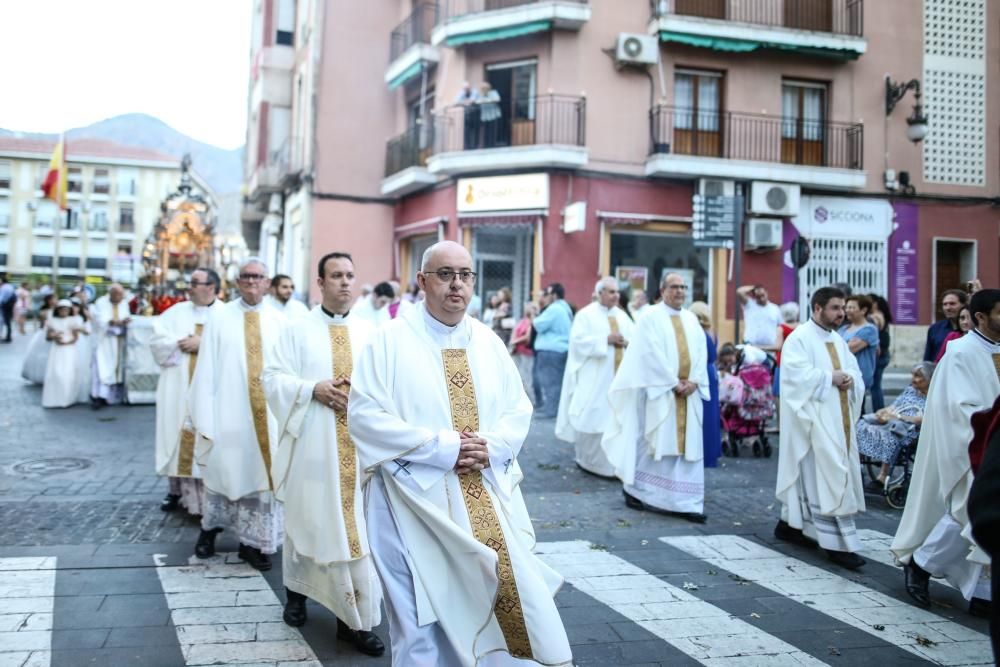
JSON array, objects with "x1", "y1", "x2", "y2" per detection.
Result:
[
  {"x1": 21, "y1": 294, "x2": 56, "y2": 384},
  {"x1": 508, "y1": 301, "x2": 538, "y2": 402},
  {"x1": 856, "y1": 362, "x2": 933, "y2": 489},
  {"x1": 41, "y1": 300, "x2": 88, "y2": 408},
  {"x1": 70, "y1": 297, "x2": 93, "y2": 404},
  {"x1": 491, "y1": 286, "x2": 513, "y2": 345},
  {"x1": 868, "y1": 294, "x2": 894, "y2": 412},
  {"x1": 14, "y1": 282, "x2": 31, "y2": 335},
  {"x1": 689, "y1": 301, "x2": 721, "y2": 468},
  {"x1": 838, "y1": 294, "x2": 879, "y2": 399},
  {"x1": 773, "y1": 301, "x2": 800, "y2": 401},
  {"x1": 935, "y1": 304, "x2": 974, "y2": 361}
]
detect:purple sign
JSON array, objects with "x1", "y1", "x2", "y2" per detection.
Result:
[
  {"x1": 781, "y1": 219, "x2": 800, "y2": 306},
  {"x1": 890, "y1": 202, "x2": 919, "y2": 324}
]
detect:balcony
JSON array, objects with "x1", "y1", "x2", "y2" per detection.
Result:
[
  {"x1": 651, "y1": 0, "x2": 866, "y2": 60},
  {"x1": 246, "y1": 140, "x2": 292, "y2": 199},
  {"x1": 645, "y1": 106, "x2": 865, "y2": 189},
  {"x1": 387, "y1": 3, "x2": 440, "y2": 90},
  {"x1": 432, "y1": 0, "x2": 590, "y2": 47},
  {"x1": 425, "y1": 94, "x2": 587, "y2": 175},
  {"x1": 381, "y1": 124, "x2": 439, "y2": 196}
]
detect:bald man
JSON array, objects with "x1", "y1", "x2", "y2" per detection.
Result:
[{"x1": 90, "y1": 283, "x2": 130, "y2": 408}]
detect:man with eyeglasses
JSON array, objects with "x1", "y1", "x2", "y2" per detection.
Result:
[
  {"x1": 150, "y1": 268, "x2": 222, "y2": 516},
  {"x1": 188, "y1": 257, "x2": 285, "y2": 571},
  {"x1": 262, "y1": 252, "x2": 385, "y2": 656},
  {"x1": 602, "y1": 273, "x2": 709, "y2": 523},
  {"x1": 350, "y1": 241, "x2": 572, "y2": 666}
]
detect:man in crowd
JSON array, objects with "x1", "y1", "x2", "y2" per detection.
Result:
[
  {"x1": 350, "y1": 241, "x2": 572, "y2": 666},
  {"x1": 263, "y1": 252, "x2": 384, "y2": 656},
  {"x1": 268, "y1": 274, "x2": 310, "y2": 319},
  {"x1": 556, "y1": 277, "x2": 633, "y2": 478},
  {"x1": 893, "y1": 289, "x2": 1000, "y2": 615},
  {"x1": 188, "y1": 258, "x2": 284, "y2": 570},
  {"x1": 738, "y1": 284, "x2": 782, "y2": 350},
  {"x1": 923, "y1": 288, "x2": 969, "y2": 361},
  {"x1": 532, "y1": 282, "x2": 573, "y2": 419},
  {"x1": 90, "y1": 283, "x2": 130, "y2": 408},
  {"x1": 602, "y1": 272, "x2": 709, "y2": 523},
  {"x1": 150, "y1": 267, "x2": 222, "y2": 516},
  {"x1": 775, "y1": 286, "x2": 867, "y2": 570},
  {"x1": 630, "y1": 290, "x2": 650, "y2": 321},
  {"x1": 0, "y1": 273, "x2": 15, "y2": 343}
]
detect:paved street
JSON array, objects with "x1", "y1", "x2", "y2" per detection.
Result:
[{"x1": 0, "y1": 333, "x2": 992, "y2": 667}]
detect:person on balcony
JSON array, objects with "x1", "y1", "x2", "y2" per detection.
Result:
[
  {"x1": 454, "y1": 82, "x2": 480, "y2": 150},
  {"x1": 478, "y1": 81, "x2": 502, "y2": 149}
]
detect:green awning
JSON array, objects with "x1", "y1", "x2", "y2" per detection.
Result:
[
  {"x1": 446, "y1": 20, "x2": 551, "y2": 47},
  {"x1": 659, "y1": 30, "x2": 860, "y2": 60},
  {"x1": 388, "y1": 61, "x2": 422, "y2": 90}
]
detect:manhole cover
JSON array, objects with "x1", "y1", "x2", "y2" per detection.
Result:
[{"x1": 10, "y1": 457, "x2": 94, "y2": 476}]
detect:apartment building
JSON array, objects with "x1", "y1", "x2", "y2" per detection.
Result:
[
  {"x1": 0, "y1": 137, "x2": 217, "y2": 286},
  {"x1": 243, "y1": 0, "x2": 998, "y2": 360}
]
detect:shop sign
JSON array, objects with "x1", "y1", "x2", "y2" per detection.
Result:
[
  {"x1": 457, "y1": 174, "x2": 549, "y2": 213},
  {"x1": 792, "y1": 196, "x2": 892, "y2": 240},
  {"x1": 890, "y1": 202, "x2": 919, "y2": 325},
  {"x1": 562, "y1": 201, "x2": 586, "y2": 233}
]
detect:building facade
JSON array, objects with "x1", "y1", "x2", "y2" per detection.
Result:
[{"x1": 243, "y1": 0, "x2": 999, "y2": 364}]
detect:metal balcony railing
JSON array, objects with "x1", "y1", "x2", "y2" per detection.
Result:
[
  {"x1": 654, "y1": 0, "x2": 863, "y2": 37},
  {"x1": 649, "y1": 105, "x2": 863, "y2": 170},
  {"x1": 390, "y1": 3, "x2": 439, "y2": 62},
  {"x1": 385, "y1": 122, "x2": 436, "y2": 177},
  {"x1": 432, "y1": 94, "x2": 586, "y2": 155},
  {"x1": 440, "y1": 0, "x2": 588, "y2": 21}
]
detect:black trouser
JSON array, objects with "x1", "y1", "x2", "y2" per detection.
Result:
[
  {"x1": 0, "y1": 302, "x2": 13, "y2": 340},
  {"x1": 463, "y1": 107, "x2": 480, "y2": 150}
]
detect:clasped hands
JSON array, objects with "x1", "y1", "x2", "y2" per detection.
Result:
[
  {"x1": 177, "y1": 334, "x2": 201, "y2": 354},
  {"x1": 672, "y1": 379, "x2": 698, "y2": 397},
  {"x1": 607, "y1": 333, "x2": 627, "y2": 348},
  {"x1": 313, "y1": 377, "x2": 350, "y2": 411},
  {"x1": 455, "y1": 431, "x2": 490, "y2": 476}
]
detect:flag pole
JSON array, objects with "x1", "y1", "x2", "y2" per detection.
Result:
[{"x1": 51, "y1": 135, "x2": 64, "y2": 291}]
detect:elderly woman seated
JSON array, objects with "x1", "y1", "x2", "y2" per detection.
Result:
[{"x1": 856, "y1": 362, "x2": 934, "y2": 489}]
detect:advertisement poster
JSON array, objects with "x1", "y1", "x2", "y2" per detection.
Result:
[
  {"x1": 890, "y1": 202, "x2": 919, "y2": 324},
  {"x1": 615, "y1": 266, "x2": 648, "y2": 293}
]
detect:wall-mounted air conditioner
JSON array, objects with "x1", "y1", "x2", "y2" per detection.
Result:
[
  {"x1": 615, "y1": 33, "x2": 659, "y2": 66},
  {"x1": 698, "y1": 178, "x2": 735, "y2": 198},
  {"x1": 749, "y1": 181, "x2": 800, "y2": 217},
  {"x1": 745, "y1": 218, "x2": 783, "y2": 250}
]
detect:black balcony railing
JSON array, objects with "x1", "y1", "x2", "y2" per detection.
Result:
[
  {"x1": 656, "y1": 0, "x2": 863, "y2": 37},
  {"x1": 385, "y1": 122, "x2": 436, "y2": 177},
  {"x1": 390, "y1": 3, "x2": 439, "y2": 62},
  {"x1": 432, "y1": 94, "x2": 586, "y2": 155},
  {"x1": 649, "y1": 105, "x2": 863, "y2": 170},
  {"x1": 441, "y1": 0, "x2": 588, "y2": 21}
]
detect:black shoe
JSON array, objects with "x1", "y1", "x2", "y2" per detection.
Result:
[
  {"x1": 337, "y1": 619, "x2": 385, "y2": 657},
  {"x1": 194, "y1": 528, "x2": 221, "y2": 559},
  {"x1": 623, "y1": 489, "x2": 645, "y2": 511},
  {"x1": 575, "y1": 463, "x2": 617, "y2": 481},
  {"x1": 160, "y1": 494, "x2": 181, "y2": 512},
  {"x1": 283, "y1": 588, "x2": 308, "y2": 627},
  {"x1": 683, "y1": 512, "x2": 708, "y2": 524},
  {"x1": 903, "y1": 561, "x2": 931, "y2": 607},
  {"x1": 824, "y1": 549, "x2": 866, "y2": 571},
  {"x1": 237, "y1": 543, "x2": 272, "y2": 571},
  {"x1": 773, "y1": 520, "x2": 818, "y2": 549},
  {"x1": 969, "y1": 597, "x2": 991, "y2": 618}
]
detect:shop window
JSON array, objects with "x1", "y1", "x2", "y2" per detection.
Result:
[{"x1": 610, "y1": 231, "x2": 711, "y2": 306}]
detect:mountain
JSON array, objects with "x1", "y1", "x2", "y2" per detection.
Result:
[{"x1": 0, "y1": 113, "x2": 244, "y2": 195}]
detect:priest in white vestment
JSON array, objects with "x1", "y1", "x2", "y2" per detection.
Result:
[
  {"x1": 556, "y1": 277, "x2": 634, "y2": 477},
  {"x1": 42, "y1": 300, "x2": 89, "y2": 408},
  {"x1": 263, "y1": 252, "x2": 385, "y2": 657},
  {"x1": 151, "y1": 268, "x2": 222, "y2": 517},
  {"x1": 775, "y1": 286, "x2": 867, "y2": 570},
  {"x1": 602, "y1": 273, "x2": 709, "y2": 523},
  {"x1": 188, "y1": 258, "x2": 285, "y2": 571},
  {"x1": 350, "y1": 242, "x2": 572, "y2": 667},
  {"x1": 267, "y1": 274, "x2": 310, "y2": 319},
  {"x1": 892, "y1": 289, "x2": 1000, "y2": 614},
  {"x1": 90, "y1": 283, "x2": 130, "y2": 407}
]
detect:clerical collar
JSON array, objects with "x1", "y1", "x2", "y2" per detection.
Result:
[
  {"x1": 238, "y1": 298, "x2": 264, "y2": 312},
  {"x1": 663, "y1": 303, "x2": 682, "y2": 315},
  {"x1": 972, "y1": 327, "x2": 1000, "y2": 347},
  {"x1": 194, "y1": 300, "x2": 215, "y2": 311},
  {"x1": 422, "y1": 305, "x2": 462, "y2": 335},
  {"x1": 321, "y1": 305, "x2": 349, "y2": 321},
  {"x1": 810, "y1": 318, "x2": 834, "y2": 334}
]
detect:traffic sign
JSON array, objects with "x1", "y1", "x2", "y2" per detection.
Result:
[{"x1": 692, "y1": 195, "x2": 742, "y2": 248}]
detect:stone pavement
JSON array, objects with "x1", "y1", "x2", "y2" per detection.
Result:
[{"x1": 0, "y1": 331, "x2": 992, "y2": 666}]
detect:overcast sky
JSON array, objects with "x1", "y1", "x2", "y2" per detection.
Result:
[{"x1": 1, "y1": 0, "x2": 251, "y2": 150}]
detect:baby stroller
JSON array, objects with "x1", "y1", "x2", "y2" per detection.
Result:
[{"x1": 720, "y1": 345, "x2": 776, "y2": 458}]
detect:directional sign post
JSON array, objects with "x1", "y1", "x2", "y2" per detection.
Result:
[{"x1": 692, "y1": 194, "x2": 742, "y2": 248}]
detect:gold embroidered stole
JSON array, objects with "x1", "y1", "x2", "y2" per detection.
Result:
[
  {"x1": 112, "y1": 303, "x2": 119, "y2": 320},
  {"x1": 244, "y1": 311, "x2": 273, "y2": 489},
  {"x1": 329, "y1": 324, "x2": 361, "y2": 558},
  {"x1": 825, "y1": 341, "x2": 853, "y2": 450},
  {"x1": 176, "y1": 322, "x2": 203, "y2": 477},
  {"x1": 608, "y1": 315, "x2": 623, "y2": 373},
  {"x1": 669, "y1": 315, "x2": 691, "y2": 456},
  {"x1": 441, "y1": 348, "x2": 533, "y2": 660}
]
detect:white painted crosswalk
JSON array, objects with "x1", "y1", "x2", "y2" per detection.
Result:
[{"x1": 0, "y1": 557, "x2": 56, "y2": 667}]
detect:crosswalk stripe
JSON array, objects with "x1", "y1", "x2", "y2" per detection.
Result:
[
  {"x1": 536, "y1": 540, "x2": 831, "y2": 665},
  {"x1": 662, "y1": 535, "x2": 992, "y2": 666},
  {"x1": 855, "y1": 529, "x2": 958, "y2": 591},
  {"x1": 0, "y1": 557, "x2": 57, "y2": 667},
  {"x1": 154, "y1": 553, "x2": 321, "y2": 667}
]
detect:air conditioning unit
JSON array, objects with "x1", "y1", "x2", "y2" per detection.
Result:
[
  {"x1": 615, "y1": 33, "x2": 659, "y2": 66},
  {"x1": 745, "y1": 218, "x2": 783, "y2": 250},
  {"x1": 749, "y1": 181, "x2": 800, "y2": 217},
  {"x1": 698, "y1": 178, "x2": 735, "y2": 198}
]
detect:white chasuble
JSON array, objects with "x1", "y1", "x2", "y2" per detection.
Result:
[
  {"x1": 349, "y1": 304, "x2": 572, "y2": 667},
  {"x1": 263, "y1": 307, "x2": 381, "y2": 630},
  {"x1": 151, "y1": 300, "x2": 221, "y2": 478},
  {"x1": 42, "y1": 316, "x2": 86, "y2": 408},
  {"x1": 776, "y1": 320, "x2": 866, "y2": 544},
  {"x1": 188, "y1": 299, "x2": 284, "y2": 501},
  {"x1": 556, "y1": 303, "x2": 634, "y2": 476},
  {"x1": 892, "y1": 331, "x2": 1000, "y2": 590},
  {"x1": 92, "y1": 295, "x2": 127, "y2": 388}
]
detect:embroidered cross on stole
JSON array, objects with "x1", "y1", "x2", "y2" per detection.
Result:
[
  {"x1": 440, "y1": 348, "x2": 534, "y2": 660},
  {"x1": 825, "y1": 342, "x2": 853, "y2": 449},
  {"x1": 244, "y1": 311, "x2": 273, "y2": 489},
  {"x1": 329, "y1": 324, "x2": 362, "y2": 559},
  {"x1": 176, "y1": 323, "x2": 203, "y2": 477},
  {"x1": 669, "y1": 315, "x2": 691, "y2": 456},
  {"x1": 608, "y1": 316, "x2": 623, "y2": 373}
]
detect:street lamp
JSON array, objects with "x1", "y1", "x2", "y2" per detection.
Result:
[{"x1": 885, "y1": 76, "x2": 929, "y2": 143}]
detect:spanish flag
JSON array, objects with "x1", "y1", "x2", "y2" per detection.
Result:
[{"x1": 41, "y1": 136, "x2": 68, "y2": 210}]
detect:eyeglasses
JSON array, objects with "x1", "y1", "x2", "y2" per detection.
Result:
[
  {"x1": 238, "y1": 273, "x2": 267, "y2": 282},
  {"x1": 427, "y1": 269, "x2": 477, "y2": 284},
  {"x1": 189, "y1": 281, "x2": 214, "y2": 287},
  {"x1": 667, "y1": 285, "x2": 689, "y2": 291}
]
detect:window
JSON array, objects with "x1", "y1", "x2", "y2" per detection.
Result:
[
  {"x1": 485, "y1": 59, "x2": 537, "y2": 148},
  {"x1": 276, "y1": 0, "x2": 295, "y2": 45},
  {"x1": 116, "y1": 244, "x2": 131, "y2": 255},
  {"x1": 86, "y1": 257, "x2": 107, "y2": 270},
  {"x1": 674, "y1": 70, "x2": 723, "y2": 157},
  {"x1": 118, "y1": 205, "x2": 135, "y2": 233},
  {"x1": 67, "y1": 167, "x2": 83, "y2": 193},
  {"x1": 32, "y1": 255, "x2": 53, "y2": 268},
  {"x1": 610, "y1": 231, "x2": 711, "y2": 307},
  {"x1": 782, "y1": 81, "x2": 827, "y2": 166},
  {"x1": 117, "y1": 169, "x2": 137, "y2": 197},
  {"x1": 0, "y1": 200, "x2": 9, "y2": 229},
  {"x1": 0, "y1": 254, "x2": 7, "y2": 266},
  {"x1": 89, "y1": 207, "x2": 108, "y2": 232},
  {"x1": 58, "y1": 256, "x2": 79, "y2": 269},
  {"x1": 34, "y1": 201, "x2": 57, "y2": 229},
  {"x1": 65, "y1": 206, "x2": 80, "y2": 231},
  {"x1": 93, "y1": 168, "x2": 110, "y2": 194},
  {"x1": 0, "y1": 161, "x2": 11, "y2": 189}
]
